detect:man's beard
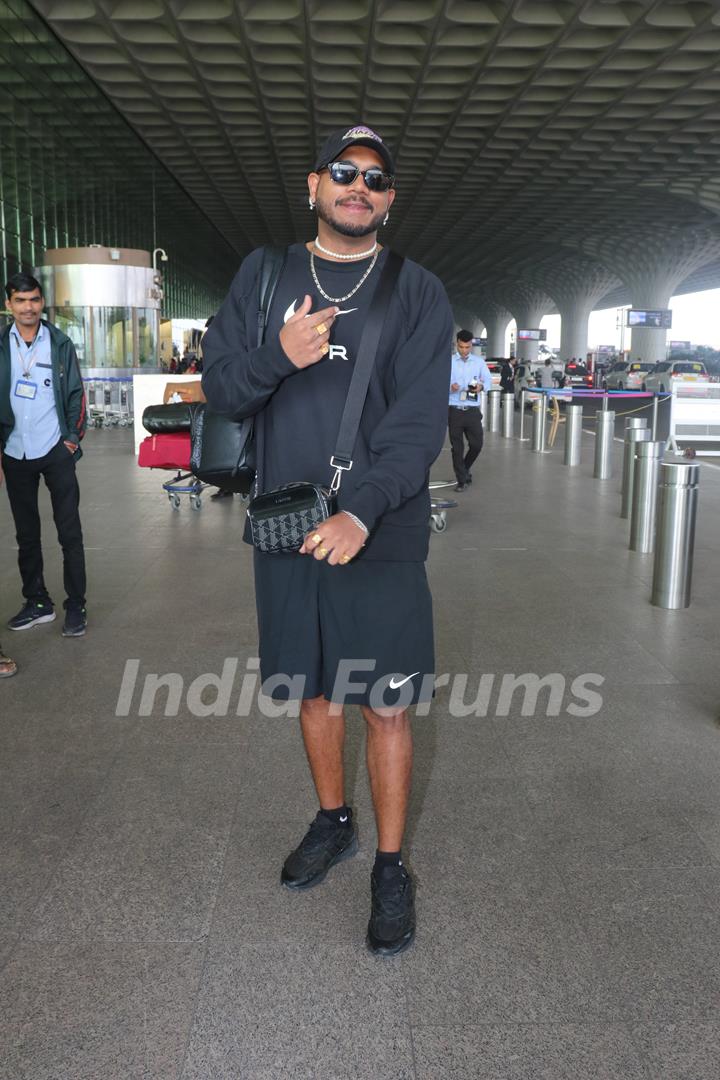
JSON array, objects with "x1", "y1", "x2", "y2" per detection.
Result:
[{"x1": 315, "y1": 192, "x2": 385, "y2": 238}]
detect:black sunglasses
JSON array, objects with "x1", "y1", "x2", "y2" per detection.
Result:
[{"x1": 323, "y1": 160, "x2": 395, "y2": 192}]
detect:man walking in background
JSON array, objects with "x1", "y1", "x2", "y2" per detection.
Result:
[{"x1": 448, "y1": 329, "x2": 492, "y2": 491}]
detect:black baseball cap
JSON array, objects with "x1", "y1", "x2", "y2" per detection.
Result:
[{"x1": 314, "y1": 125, "x2": 395, "y2": 175}]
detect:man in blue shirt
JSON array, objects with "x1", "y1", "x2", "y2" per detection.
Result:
[
  {"x1": 448, "y1": 329, "x2": 493, "y2": 491},
  {"x1": 0, "y1": 272, "x2": 88, "y2": 637}
]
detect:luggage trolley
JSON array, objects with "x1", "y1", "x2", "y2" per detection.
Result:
[
  {"x1": 102, "y1": 381, "x2": 121, "y2": 427},
  {"x1": 85, "y1": 379, "x2": 105, "y2": 428},
  {"x1": 117, "y1": 378, "x2": 133, "y2": 427},
  {"x1": 162, "y1": 471, "x2": 207, "y2": 511},
  {"x1": 137, "y1": 430, "x2": 208, "y2": 511},
  {"x1": 428, "y1": 482, "x2": 458, "y2": 533}
]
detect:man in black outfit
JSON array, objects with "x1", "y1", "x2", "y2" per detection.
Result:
[
  {"x1": 202, "y1": 125, "x2": 453, "y2": 956},
  {"x1": 0, "y1": 273, "x2": 88, "y2": 637}
]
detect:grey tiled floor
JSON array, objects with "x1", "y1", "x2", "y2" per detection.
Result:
[{"x1": 1, "y1": 423, "x2": 720, "y2": 1079}]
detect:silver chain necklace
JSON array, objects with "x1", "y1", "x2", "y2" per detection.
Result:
[
  {"x1": 313, "y1": 236, "x2": 377, "y2": 260},
  {"x1": 310, "y1": 249, "x2": 379, "y2": 304}
]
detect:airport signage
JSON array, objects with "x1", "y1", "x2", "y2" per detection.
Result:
[
  {"x1": 517, "y1": 328, "x2": 547, "y2": 341},
  {"x1": 626, "y1": 309, "x2": 672, "y2": 329}
]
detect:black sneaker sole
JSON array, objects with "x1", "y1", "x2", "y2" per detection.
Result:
[
  {"x1": 366, "y1": 924, "x2": 416, "y2": 957},
  {"x1": 281, "y1": 831, "x2": 359, "y2": 891},
  {"x1": 62, "y1": 626, "x2": 86, "y2": 637},
  {"x1": 8, "y1": 612, "x2": 56, "y2": 631}
]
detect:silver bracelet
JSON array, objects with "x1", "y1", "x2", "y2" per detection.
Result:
[{"x1": 342, "y1": 510, "x2": 369, "y2": 535}]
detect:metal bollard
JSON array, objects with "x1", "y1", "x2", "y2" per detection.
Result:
[
  {"x1": 563, "y1": 404, "x2": 583, "y2": 466},
  {"x1": 652, "y1": 394, "x2": 659, "y2": 439},
  {"x1": 620, "y1": 428, "x2": 652, "y2": 518},
  {"x1": 593, "y1": 410, "x2": 615, "y2": 478},
  {"x1": 487, "y1": 390, "x2": 501, "y2": 433},
  {"x1": 531, "y1": 399, "x2": 547, "y2": 453},
  {"x1": 630, "y1": 441, "x2": 664, "y2": 553},
  {"x1": 518, "y1": 389, "x2": 529, "y2": 441},
  {"x1": 651, "y1": 462, "x2": 700, "y2": 609},
  {"x1": 501, "y1": 392, "x2": 514, "y2": 437}
]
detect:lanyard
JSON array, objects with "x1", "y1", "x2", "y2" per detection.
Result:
[{"x1": 13, "y1": 327, "x2": 42, "y2": 378}]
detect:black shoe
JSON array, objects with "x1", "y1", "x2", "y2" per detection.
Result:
[
  {"x1": 210, "y1": 489, "x2": 234, "y2": 500},
  {"x1": 281, "y1": 810, "x2": 358, "y2": 890},
  {"x1": 7, "y1": 600, "x2": 55, "y2": 631},
  {"x1": 367, "y1": 863, "x2": 416, "y2": 956},
  {"x1": 62, "y1": 606, "x2": 87, "y2": 637},
  {"x1": 466, "y1": 472, "x2": 473, "y2": 483},
  {"x1": 454, "y1": 483, "x2": 466, "y2": 492}
]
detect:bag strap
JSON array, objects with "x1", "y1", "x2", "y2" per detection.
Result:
[
  {"x1": 257, "y1": 245, "x2": 287, "y2": 348},
  {"x1": 329, "y1": 250, "x2": 404, "y2": 492}
]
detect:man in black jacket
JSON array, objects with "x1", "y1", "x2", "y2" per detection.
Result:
[
  {"x1": 0, "y1": 272, "x2": 88, "y2": 637},
  {"x1": 202, "y1": 125, "x2": 453, "y2": 956}
]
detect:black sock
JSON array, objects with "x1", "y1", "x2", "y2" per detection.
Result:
[
  {"x1": 319, "y1": 805, "x2": 352, "y2": 827},
  {"x1": 374, "y1": 849, "x2": 403, "y2": 872}
]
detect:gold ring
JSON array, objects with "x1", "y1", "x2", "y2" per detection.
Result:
[
  {"x1": 316, "y1": 322, "x2": 328, "y2": 336},
  {"x1": 319, "y1": 547, "x2": 329, "y2": 557},
  {"x1": 319, "y1": 342, "x2": 329, "y2": 355},
  {"x1": 311, "y1": 533, "x2": 322, "y2": 545},
  {"x1": 340, "y1": 555, "x2": 351, "y2": 564}
]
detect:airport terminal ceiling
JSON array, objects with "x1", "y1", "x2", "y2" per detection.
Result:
[{"x1": 25, "y1": 0, "x2": 720, "y2": 318}]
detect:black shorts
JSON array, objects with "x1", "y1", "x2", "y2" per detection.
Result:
[{"x1": 253, "y1": 551, "x2": 435, "y2": 707}]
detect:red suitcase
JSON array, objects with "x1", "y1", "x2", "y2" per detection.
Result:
[{"x1": 138, "y1": 433, "x2": 191, "y2": 470}]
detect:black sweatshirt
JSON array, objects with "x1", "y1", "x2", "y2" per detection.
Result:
[{"x1": 201, "y1": 243, "x2": 453, "y2": 561}]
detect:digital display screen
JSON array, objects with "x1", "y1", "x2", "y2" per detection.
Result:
[
  {"x1": 627, "y1": 309, "x2": 672, "y2": 329},
  {"x1": 517, "y1": 328, "x2": 547, "y2": 341}
]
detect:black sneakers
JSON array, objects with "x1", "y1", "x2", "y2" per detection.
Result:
[
  {"x1": 7, "y1": 600, "x2": 55, "y2": 631},
  {"x1": 62, "y1": 607, "x2": 87, "y2": 637},
  {"x1": 367, "y1": 863, "x2": 416, "y2": 956},
  {"x1": 281, "y1": 810, "x2": 358, "y2": 890}
]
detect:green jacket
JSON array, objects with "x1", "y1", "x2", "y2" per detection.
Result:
[{"x1": 0, "y1": 319, "x2": 87, "y2": 457}]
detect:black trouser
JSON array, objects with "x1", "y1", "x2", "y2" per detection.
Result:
[
  {"x1": 448, "y1": 406, "x2": 484, "y2": 483},
  {"x1": 2, "y1": 439, "x2": 86, "y2": 609}
]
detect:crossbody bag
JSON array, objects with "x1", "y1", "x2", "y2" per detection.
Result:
[{"x1": 247, "y1": 250, "x2": 404, "y2": 554}]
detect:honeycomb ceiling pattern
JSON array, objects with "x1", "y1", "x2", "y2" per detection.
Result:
[{"x1": 29, "y1": 0, "x2": 720, "y2": 317}]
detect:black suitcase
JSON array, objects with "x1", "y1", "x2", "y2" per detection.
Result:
[{"x1": 142, "y1": 402, "x2": 196, "y2": 435}]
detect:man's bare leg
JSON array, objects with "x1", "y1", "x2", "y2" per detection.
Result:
[
  {"x1": 299, "y1": 693, "x2": 346, "y2": 808},
  {"x1": 281, "y1": 694, "x2": 355, "y2": 889},
  {"x1": 361, "y1": 706, "x2": 412, "y2": 851},
  {"x1": 362, "y1": 705, "x2": 415, "y2": 955}
]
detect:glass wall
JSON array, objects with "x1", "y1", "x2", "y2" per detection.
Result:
[
  {"x1": 53, "y1": 307, "x2": 88, "y2": 364},
  {"x1": 137, "y1": 309, "x2": 158, "y2": 368},
  {"x1": 49, "y1": 304, "x2": 160, "y2": 371},
  {"x1": 0, "y1": 0, "x2": 239, "y2": 318}
]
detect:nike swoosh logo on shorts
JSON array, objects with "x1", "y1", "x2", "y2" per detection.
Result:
[{"x1": 388, "y1": 672, "x2": 420, "y2": 690}]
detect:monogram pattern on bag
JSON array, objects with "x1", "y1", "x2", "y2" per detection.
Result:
[
  {"x1": 189, "y1": 408, "x2": 204, "y2": 472},
  {"x1": 251, "y1": 507, "x2": 327, "y2": 554}
]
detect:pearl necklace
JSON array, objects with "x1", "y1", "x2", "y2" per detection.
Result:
[
  {"x1": 310, "y1": 249, "x2": 379, "y2": 304},
  {"x1": 313, "y1": 237, "x2": 377, "y2": 260}
]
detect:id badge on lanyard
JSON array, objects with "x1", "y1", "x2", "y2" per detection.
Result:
[{"x1": 14, "y1": 379, "x2": 38, "y2": 400}]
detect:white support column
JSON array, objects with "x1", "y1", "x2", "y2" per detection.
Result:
[
  {"x1": 580, "y1": 234, "x2": 720, "y2": 364},
  {"x1": 559, "y1": 304, "x2": 593, "y2": 363},
  {"x1": 506, "y1": 285, "x2": 554, "y2": 363},
  {"x1": 477, "y1": 301, "x2": 512, "y2": 358}
]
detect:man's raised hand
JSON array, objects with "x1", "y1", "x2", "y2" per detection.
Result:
[{"x1": 279, "y1": 295, "x2": 338, "y2": 369}]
